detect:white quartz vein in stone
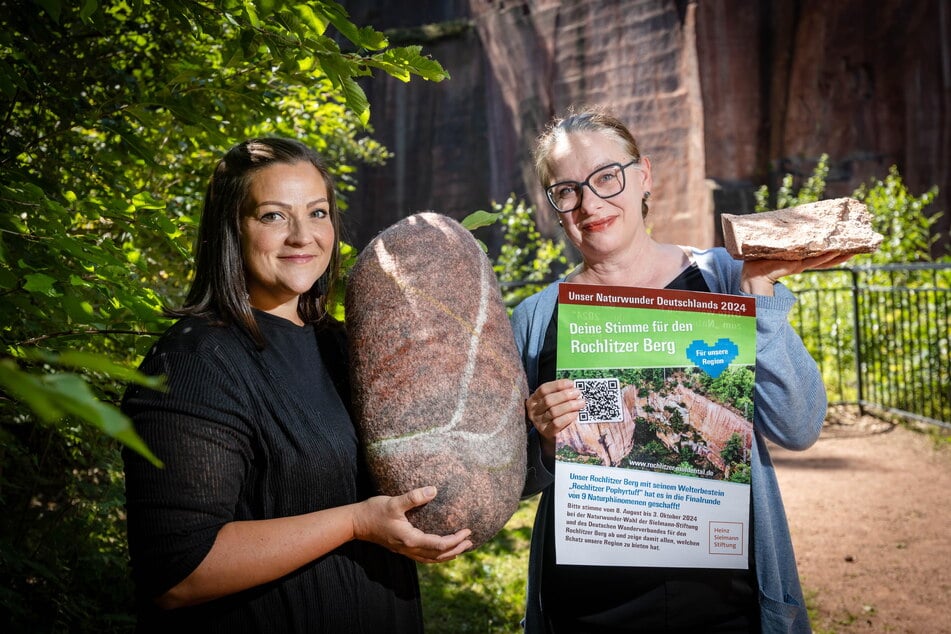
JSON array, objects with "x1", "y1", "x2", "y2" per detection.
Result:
[{"x1": 366, "y1": 236, "x2": 519, "y2": 461}]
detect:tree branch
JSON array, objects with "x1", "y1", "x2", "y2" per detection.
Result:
[{"x1": 17, "y1": 329, "x2": 159, "y2": 346}]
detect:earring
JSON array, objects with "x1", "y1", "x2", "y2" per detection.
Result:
[
  {"x1": 558, "y1": 220, "x2": 564, "y2": 227},
  {"x1": 643, "y1": 191, "x2": 651, "y2": 201}
]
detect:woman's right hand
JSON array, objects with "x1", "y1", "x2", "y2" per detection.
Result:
[
  {"x1": 352, "y1": 487, "x2": 473, "y2": 564},
  {"x1": 525, "y1": 379, "x2": 585, "y2": 456}
]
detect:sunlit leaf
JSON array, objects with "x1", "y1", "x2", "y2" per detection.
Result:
[
  {"x1": 371, "y1": 46, "x2": 450, "y2": 82},
  {"x1": 318, "y1": 0, "x2": 387, "y2": 50},
  {"x1": 43, "y1": 373, "x2": 163, "y2": 466},
  {"x1": 23, "y1": 273, "x2": 60, "y2": 297},
  {"x1": 242, "y1": 0, "x2": 261, "y2": 27},
  {"x1": 462, "y1": 210, "x2": 502, "y2": 230},
  {"x1": 62, "y1": 294, "x2": 96, "y2": 321},
  {"x1": 293, "y1": 3, "x2": 325, "y2": 34},
  {"x1": 23, "y1": 349, "x2": 165, "y2": 389},
  {"x1": 132, "y1": 191, "x2": 166, "y2": 211},
  {"x1": 0, "y1": 359, "x2": 63, "y2": 421}
]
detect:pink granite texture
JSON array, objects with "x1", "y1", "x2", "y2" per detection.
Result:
[
  {"x1": 721, "y1": 197, "x2": 884, "y2": 260},
  {"x1": 345, "y1": 212, "x2": 528, "y2": 548}
]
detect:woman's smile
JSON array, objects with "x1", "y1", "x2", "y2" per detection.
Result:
[
  {"x1": 579, "y1": 215, "x2": 616, "y2": 233},
  {"x1": 278, "y1": 253, "x2": 317, "y2": 263}
]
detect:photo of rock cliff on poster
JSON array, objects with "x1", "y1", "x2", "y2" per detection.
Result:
[{"x1": 554, "y1": 283, "x2": 756, "y2": 569}]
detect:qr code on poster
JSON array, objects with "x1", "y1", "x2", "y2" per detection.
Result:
[{"x1": 575, "y1": 378, "x2": 623, "y2": 423}]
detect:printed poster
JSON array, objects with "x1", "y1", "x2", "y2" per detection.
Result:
[{"x1": 555, "y1": 283, "x2": 756, "y2": 568}]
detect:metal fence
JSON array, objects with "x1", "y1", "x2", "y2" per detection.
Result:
[{"x1": 787, "y1": 263, "x2": 951, "y2": 429}]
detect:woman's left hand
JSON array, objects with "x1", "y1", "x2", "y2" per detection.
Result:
[
  {"x1": 740, "y1": 251, "x2": 856, "y2": 295},
  {"x1": 352, "y1": 486, "x2": 474, "y2": 564}
]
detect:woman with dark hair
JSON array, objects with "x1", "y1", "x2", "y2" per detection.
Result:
[
  {"x1": 513, "y1": 108, "x2": 853, "y2": 633},
  {"x1": 122, "y1": 138, "x2": 471, "y2": 633}
]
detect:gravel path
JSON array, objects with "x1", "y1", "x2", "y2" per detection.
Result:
[{"x1": 772, "y1": 408, "x2": 951, "y2": 633}]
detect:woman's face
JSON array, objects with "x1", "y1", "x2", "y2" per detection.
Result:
[
  {"x1": 547, "y1": 130, "x2": 652, "y2": 260},
  {"x1": 240, "y1": 161, "x2": 334, "y2": 323}
]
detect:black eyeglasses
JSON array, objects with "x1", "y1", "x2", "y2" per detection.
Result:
[{"x1": 545, "y1": 160, "x2": 639, "y2": 213}]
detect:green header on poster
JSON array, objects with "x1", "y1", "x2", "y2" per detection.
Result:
[{"x1": 557, "y1": 284, "x2": 756, "y2": 372}]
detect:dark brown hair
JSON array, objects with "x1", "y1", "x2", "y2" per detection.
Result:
[{"x1": 172, "y1": 138, "x2": 342, "y2": 346}]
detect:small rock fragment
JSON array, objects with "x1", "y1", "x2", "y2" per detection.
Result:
[{"x1": 721, "y1": 197, "x2": 883, "y2": 260}]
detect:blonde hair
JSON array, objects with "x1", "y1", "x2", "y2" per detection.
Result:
[{"x1": 533, "y1": 106, "x2": 648, "y2": 218}]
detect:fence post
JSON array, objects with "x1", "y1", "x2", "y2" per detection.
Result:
[{"x1": 850, "y1": 267, "x2": 865, "y2": 417}]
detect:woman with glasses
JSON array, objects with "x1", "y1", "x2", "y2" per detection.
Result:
[{"x1": 512, "y1": 107, "x2": 852, "y2": 633}]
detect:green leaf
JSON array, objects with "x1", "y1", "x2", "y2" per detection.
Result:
[
  {"x1": 98, "y1": 120, "x2": 158, "y2": 166},
  {"x1": 1, "y1": 362, "x2": 162, "y2": 467},
  {"x1": 365, "y1": 57, "x2": 411, "y2": 82},
  {"x1": 132, "y1": 190, "x2": 166, "y2": 211},
  {"x1": 23, "y1": 273, "x2": 60, "y2": 297},
  {"x1": 79, "y1": 0, "x2": 99, "y2": 22},
  {"x1": 462, "y1": 210, "x2": 502, "y2": 230},
  {"x1": 62, "y1": 294, "x2": 97, "y2": 322},
  {"x1": 342, "y1": 77, "x2": 371, "y2": 126},
  {"x1": 320, "y1": 57, "x2": 370, "y2": 124},
  {"x1": 239, "y1": 26, "x2": 259, "y2": 58},
  {"x1": 0, "y1": 359, "x2": 63, "y2": 421},
  {"x1": 33, "y1": 0, "x2": 62, "y2": 23},
  {"x1": 0, "y1": 266, "x2": 16, "y2": 290},
  {"x1": 243, "y1": 0, "x2": 262, "y2": 27},
  {"x1": 371, "y1": 46, "x2": 449, "y2": 82},
  {"x1": 24, "y1": 349, "x2": 166, "y2": 390},
  {"x1": 53, "y1": 235, "x2": 121, "y2": 268},
  {"x1": 257, "y1": 0, "x2": 279, "y2": 18},
  {"x1": 69, "y1": 273, "x2": 93, "y2": 288},
  {"x1": 44, "y1": 373, "x2": 164, "y2": 467},
  {"x1": 223, "y1": 38, "x2": 246, "y2": 67},
  {"x1": 137, "y1": 206, "x2": 183, "y2": 239},
  {"x1": 293, "y1": 3, "x2": 328, "y2": 35},
  {"x1": 317, "y1": 1, "x2": 387, "y2": 50}
]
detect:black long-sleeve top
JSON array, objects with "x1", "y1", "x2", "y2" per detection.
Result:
[{"x1": 121, "y1": 311, "x2": 421, "y2": 633}]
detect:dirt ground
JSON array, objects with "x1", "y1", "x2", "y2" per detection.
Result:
[{"x1": 771, "y1": 406, "x2": 951, "y2": 633}]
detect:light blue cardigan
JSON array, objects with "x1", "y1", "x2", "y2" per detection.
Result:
[{"x1": 511, "y1": 247, "x2": 825, "y2": 634}]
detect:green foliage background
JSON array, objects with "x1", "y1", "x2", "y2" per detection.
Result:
[
  {"x1": 755, "y1": 155, "x2": 950, "y2": 423},
  {"x1": 0, "y1": 1, "x2": 447, "y2": 630}
]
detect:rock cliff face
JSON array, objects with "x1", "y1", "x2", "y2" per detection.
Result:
[
  {"x1": 343, "y1": 0, "x2": 948, "y2": 255},
  {"x1": 673, "y1": 385, "x2": 753, "y2": 467},
  {"x1": 695, "y1": 0, "x2": 949, "y2": 248},
  {"x1": 626, "y1": 380, "x2": 751, "y2": 470}
]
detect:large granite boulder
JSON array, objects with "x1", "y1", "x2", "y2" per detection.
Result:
[{"x1": 345, "y1": 212, "x2": 528, "y2": 547}]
